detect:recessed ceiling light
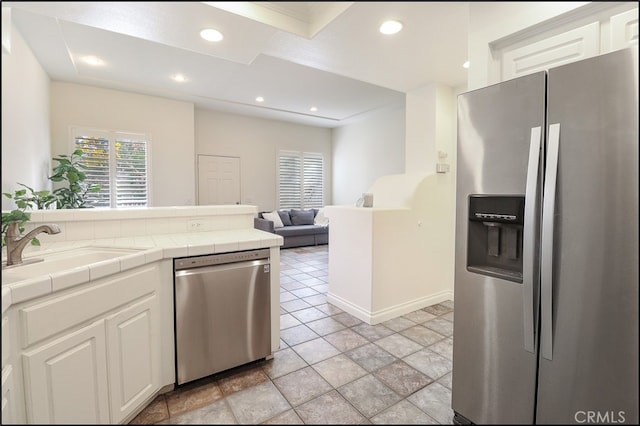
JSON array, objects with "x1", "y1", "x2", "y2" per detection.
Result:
[
  {"x1": 256, "y1": 96, "x2": 264, "y2": 103},
  {"x1": 200, "y1": 28, "x2": 223, "y2": 42},
  {"x1": 81, "y1": 55, "x2": 104, "y2": 66},
  {"x1": 463, "y1": 61, "x2": 470, "y2": 69},
  {"x1": 172, "y1": 74, "x2": 187, "y2": 83},
  {"x1": 310, "y1": 106, "x2": 318, "y2": 112},
  {"x1": 379, "y1": 20, "x2": 403, "y2": 35}
]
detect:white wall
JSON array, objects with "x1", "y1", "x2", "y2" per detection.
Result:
[
  {"x1": 326, "y1": 173, "x2": 457, "y2": 324},
  {"x1": 331, "y1": 103, "x2": 405, "y2": 206},
  {"x1": 405, "y1": 83, "x2": 457, "y2": 174},
  {"x1": 399, "y1": 83, "x2": 459, "y2": 298},
  {"x1": 50, "y1": 82, "x2": 196, "y2": 207},
  {"x1": 1, "y1": 21, "x2": 51, "y2": 210},
  {"x1": 195, "y1": 109, "x2": 332, "y2": 212},
  {"x1": 405, "y1": 85, "x2": 437, "y2": 174}
]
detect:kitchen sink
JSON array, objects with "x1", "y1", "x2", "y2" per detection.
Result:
[{"x1": 2, "y1": 246, "x2": 145, "y2": 284}]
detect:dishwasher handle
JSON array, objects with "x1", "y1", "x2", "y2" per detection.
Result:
[
  {"x1": 175, "y1": 258, "x2": 270, "y2": 277},
  {"x1": 174, "y1": 249, "x2": 270, "y2": 271}
]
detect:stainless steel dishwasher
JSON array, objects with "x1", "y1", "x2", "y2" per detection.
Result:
[{"x1": 174, "y1": 248, "x2": 271, "y2": 385}]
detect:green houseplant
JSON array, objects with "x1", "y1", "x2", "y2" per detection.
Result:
[
  {"x1": 1, "y1": 209, "x2": 33, "y2": 248},
  {"x1": 49, "y1": 148, "x2": 103, "y2": 209},
  {"x1": 3, "y1": 182, "x2": 57, "y2": 211},
  {"x1": 2, "y1": 149, "x2": 103, "y2": 247},
  {"x1": 1, "y1": 183, "x2": 57, "y2": 247}
]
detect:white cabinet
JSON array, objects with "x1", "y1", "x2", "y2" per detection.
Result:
[
  {"x1": 2, "y1": 313, "x2": 18, "y2": 425},
  {"x1": 501, "y1": 22, "x2": 600, "y2": 81},
  {"x1": 18, "y1": 264, "x2": 162, "y2": 424},
  {"x1": 22, "y1": 320, "x2": 110, "y2": 424},
  {"x1": 611, "y1": 8, "x2": 639, "y2": 51},
  {"x1": 1, "y1": 316, "x2": 9, "y2": 367},
  {"x1": 106, "y1": 295, "x2": 160, "y2": 424},
  {"x1": 495, "y1": 3, "x2": 638, "y2": 82},
  {"x1": 1, "y1": 365, "x2": 16, "y2": 425}
]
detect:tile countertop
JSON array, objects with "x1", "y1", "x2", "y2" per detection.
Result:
[{"x1": 1, "y1": 228, "x2": 283, "y2": 314}]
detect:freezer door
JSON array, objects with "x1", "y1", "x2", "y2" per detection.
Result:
[
  {"x1": 452, "y1": 71, "x2": 545, "y2": 424},
  {"x1": 537, "y1": 48, "x2": 638, "y2": 424}
]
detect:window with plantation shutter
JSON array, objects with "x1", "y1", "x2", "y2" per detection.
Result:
[
  {"x1": 278, "y1": 150, "x2": 323, "y2": 209},
  {"x1": 72, "y1": 128, "x2": 150, "y2": 208}
]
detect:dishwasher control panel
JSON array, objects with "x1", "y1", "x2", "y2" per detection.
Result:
[{"x1": 174, "y1": 248, "x2": 270, "y2": 270}]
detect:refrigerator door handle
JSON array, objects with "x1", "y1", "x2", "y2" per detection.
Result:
[
  {"x1": 523, "y1": 126, "x2": 541, "y2": 353},
  {"x1": 541, "y1": 123, "x2": 560, "y2": 360}
]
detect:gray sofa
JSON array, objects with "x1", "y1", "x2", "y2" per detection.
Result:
[{"x1": 254, "y1": 208, "x2": 328, "y2": 249}]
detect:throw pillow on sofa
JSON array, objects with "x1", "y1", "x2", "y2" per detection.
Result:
[
  {"x1": 290, "y1": 209, "x2": 315, "y2": 225},
  {"x1": 278, "y1": 210, "x2": 293, "y2": 226},
  {"x1": 263, "y1": 210, "x2": 284, "y2": 228},
  {"x1": 314, "y1": 208, "x2": 329, "y2": 227}
]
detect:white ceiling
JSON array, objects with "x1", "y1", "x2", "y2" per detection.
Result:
[{"x1": 4, "y1": 1, "x2": 469, "y2": 128}]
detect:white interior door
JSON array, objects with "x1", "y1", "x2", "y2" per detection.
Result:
[{"x1": 198, "y1": 155, "x2": 240, "y2": 205}]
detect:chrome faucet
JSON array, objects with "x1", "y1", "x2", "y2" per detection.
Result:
[{"x1": 4, "y1": 222, "x2": 61, "y2": 266}]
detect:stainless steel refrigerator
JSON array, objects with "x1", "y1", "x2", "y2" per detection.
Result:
[{"x1": 452, "y1": 47, "x2": 638, "y2": 424}]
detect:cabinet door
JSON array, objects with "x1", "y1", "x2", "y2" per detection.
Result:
[
  {"x1": 610, "y1": 8, "x2": 638, "y2": 51},
  {"x1": 2, "y1": 316, "x2": 9, "y2": 367},
  {"x1": 106, "y1": 294, "x2": 160, "y2": 424},
  {"x1": 1, "y1": 365, "x2": 16, "y2": 425},
  {"x1": 22, "y1": 320, "x2": 110, "y2": 424},
  {"x1": 501, "y1": 22, "x2": 600, "y2": 81}
]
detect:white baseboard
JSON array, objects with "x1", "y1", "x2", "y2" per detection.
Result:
[{"x1": 327, "y1": 290, "x2": 454, "y2": 325}]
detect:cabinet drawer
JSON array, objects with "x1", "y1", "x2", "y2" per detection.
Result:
[{"x1": 20, "y1": 264, "x2": 159, "y2": 348}]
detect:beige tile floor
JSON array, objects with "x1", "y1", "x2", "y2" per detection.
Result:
[{"x1": 130, "y1": 245, "x2": 454, "y2": 424}]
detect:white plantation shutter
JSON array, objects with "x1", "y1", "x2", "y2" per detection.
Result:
[
  {"x1": 278, "y1": 150, "x2": 323, "y2": 209},
  {"x1": 303, "y1": 154, "x2": 323, "y2": 208},
  {"x1": 115, "y1": 137, "x2": 148, "y2": 207},
  {"x1": 72, "y1": 129, "x2": 150, "y2": 208},
  {"x1": 74, "y1": 136, "x2": 111, "y2": 207},
  {"x1": 278, "y1": 153, "x2": 302, "y2": 209}
]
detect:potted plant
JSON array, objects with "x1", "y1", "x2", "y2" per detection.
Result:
[
  {"x1": 1, "y1": 183, "x2": 56, "y2": 247},
  {"x1": 49, "y1": 148, "x2": 103, "y2": 209},
  {"x1": 2, "y1": 149, "x2": 103, "y2": 247}
]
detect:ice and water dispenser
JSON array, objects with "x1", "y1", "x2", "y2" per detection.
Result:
[{"x1": 466, "y1": 195, "x2": 524, "y2": 283}]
